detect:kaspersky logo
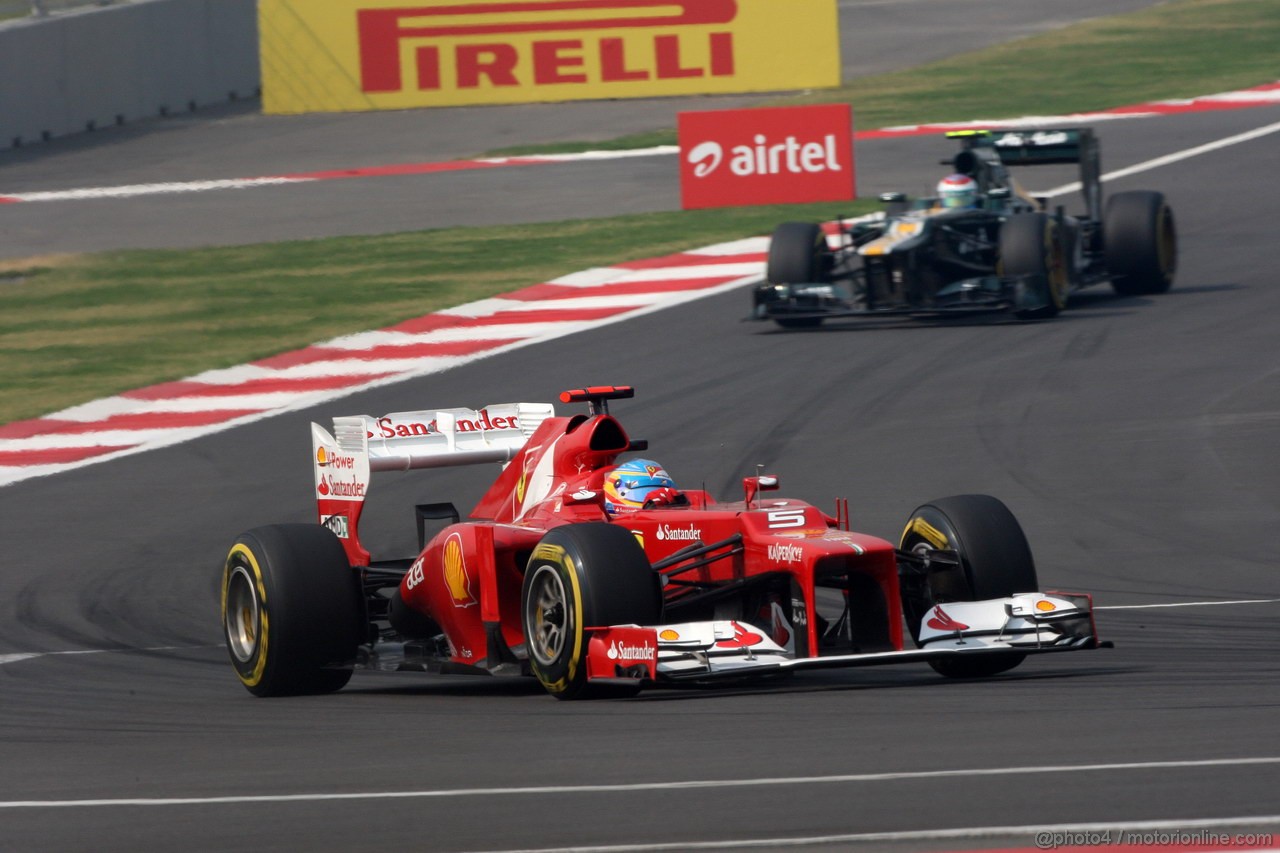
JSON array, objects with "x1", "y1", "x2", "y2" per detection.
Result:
[{"x1": 357, "y1": 0, "x2": 739, "y2": 94}]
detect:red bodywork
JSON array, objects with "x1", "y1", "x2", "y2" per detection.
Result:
[{"x1": 349, "y1": 387, "x2": 905, "y2": 674}]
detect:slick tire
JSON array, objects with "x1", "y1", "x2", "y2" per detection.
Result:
[
  {"x1": 222, "y1": 524, "x2": 364, "y2": 697},
  {"x1": 521, "y1": 523, "x2": 661, "y2": 700},
  {"x1": 899, "y1": 495, "x2": 1039, "y2": 678},
  {"x1": 767, "y1": 221, "x2": 829, "y2": 286},
  {"x1": 1001, "y1": 213, "x2": 1069, "y2": 320},
  {"x1": 1106, "y1": 190, "x2": 1177, "y2": 296}
]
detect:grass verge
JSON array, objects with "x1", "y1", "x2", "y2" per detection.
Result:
[{"x1": 0, "y1": 201, "x2": 873, "y2": 424}]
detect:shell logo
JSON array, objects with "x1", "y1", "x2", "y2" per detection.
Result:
[
  {"x1": 659, "y1": 629, "x2": 681, "y2": 641},
  {"x1": 443, "y1": 533, "x2": 477, "y2": 608},
  {"x1": 316, "y1": 447, "x2": 329, "y2": 466},
  {"x1": 1036, "y1": 599, "x2": 1058, "y2": 613}
]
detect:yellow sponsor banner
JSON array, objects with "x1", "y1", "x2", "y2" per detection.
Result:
[{"x1": 260, "y1": 0, "x2": 840, "y2": 114}]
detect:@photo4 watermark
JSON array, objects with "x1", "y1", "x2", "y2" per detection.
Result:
[{"x1": 1034, "y1": 829, "x2": 1275, "y2": 849}]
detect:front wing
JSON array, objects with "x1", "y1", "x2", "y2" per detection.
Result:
[
  {"x1": 753, "y1": 273, "x2": 1056, "y2": 322},
  {"x1": 586, "y1": 592, "x2": 1102, "y2": 686}
]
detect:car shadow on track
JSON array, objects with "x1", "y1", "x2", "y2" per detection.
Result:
[
  {"x1": 750, "y1": 283, "x2": 1242, "y2": 334},
  {"x1": 341, "y1": 663, "x2": 1139, "y2": 702},
  {"x1": 624, "y1": 664, "x2": 1138, "y2": 703}
]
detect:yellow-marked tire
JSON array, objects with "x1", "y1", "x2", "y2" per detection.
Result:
[
  {"x1": 221, "y1": 524, "x2": 364, "y2": 697},
  {"x1": 521, "y1": 523, "x2": 661, "y2": 700},
  {"x1": 1002, "y1": 213, "x2": 1069, "y2": 321},
  {"x1": 1106, "y1": 190, "x2": 1177, "y2": 295},
  {"x1": 899, "y1": 495, "x2": 1038, "y2": 678}
]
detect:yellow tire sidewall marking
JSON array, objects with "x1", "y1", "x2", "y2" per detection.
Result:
[
  {"x1": 902, "y1": 517, "x2": 949, "y2": 550},
  {"x1": 224, "y1": 543, "x2": 270, "y2": 688},
  {"x1": 528, "y1": 542, "x2": 584, "y2": 694}
]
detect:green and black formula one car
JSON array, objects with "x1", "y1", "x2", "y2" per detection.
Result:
[{"x1": 753, "y1": 128, "x2": 1177, "y2": 327}]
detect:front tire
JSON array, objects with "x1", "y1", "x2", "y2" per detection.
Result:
[
  {"x1": 899, "y1": 495, "x2": 1039, "y2": 678},
  {"x1": 767, "y1": 221, "x2": 828, "y2": 285},
  {"x1": 1001, "y1": 213, "x2": 1069, "y2": 320},
  {"x1": 221, "y1": 524, "x2": 364, "y2": 696},
  {"x1": 521, "y1": 523, "x2": 661, "y2": 700},
  {"x1": 1106, "y1": 190, "x2": 1176, "y2": 295}
]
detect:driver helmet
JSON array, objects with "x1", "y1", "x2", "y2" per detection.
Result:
[
  {"x1": 604, "y1": 459, "x2": 678, "y2": 514},
  {"x1": 937, "y1": 173, "x2": 978, "y2": 209}
]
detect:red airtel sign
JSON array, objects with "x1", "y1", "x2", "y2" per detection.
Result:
[
  {"x1": 678, "y1": 104, "x2": 856, "y2": 210},
  {"x1": 358, "y1": 0, "x2": 738, "y2": 93}
]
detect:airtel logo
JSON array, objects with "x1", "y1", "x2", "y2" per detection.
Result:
[{"x1": 687, "y1": 134, "x2": 843, "y2": 178}]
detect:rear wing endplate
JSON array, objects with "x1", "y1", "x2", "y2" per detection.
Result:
[
  {"x1": 948, "y1": 127, "x2": 1102, "y2": 224},
  {"x1": 311, "y1": 402, "x2": 555, "y2": 564}
]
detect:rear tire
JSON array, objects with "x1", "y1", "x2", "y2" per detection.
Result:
[
  {"x1": 1106, "y1": 190, "x2": 1177, "y2": 295},
  {"x1": 1001, "y1": 213, "x2": 1068, "y2": 320},
  {"x1": 522, "y1": 523, "x2": 661, "y2": 700},
  {"x1": 899, "y1": 495, "x2": 1038, "y2": 678},
  {"x1": 767, "y1": 222, "x2": 828, "y2": 285},
  {"x1": 221, "y1": 524, "x2": 364, "y2": 696}
]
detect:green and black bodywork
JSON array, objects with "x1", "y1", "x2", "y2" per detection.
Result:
[{"x1": 753, "y1": 128, "x2": 1178, "y2": 327}]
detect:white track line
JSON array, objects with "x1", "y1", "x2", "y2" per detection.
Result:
[
  {"x1": 1097, "y1": 598, "x2": 1280, "y2": 611},
  {"x1": 0, "y1": 645, "x2": 218, "y2": 665},
  {"x1": 1039, "y1": 119, "x2": 1280, "y2": 197},
  {"x1": 2, "y1": 757, "x2": 1278, "y2": 809},
  {"x1": 468, "y1": 818, "x2": 1280, "y2": 853}
]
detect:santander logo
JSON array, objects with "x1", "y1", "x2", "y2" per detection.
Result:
[
  {"x1": 715, "y1": 621, "x2": 764, "y2": 649},
  {"x1": 685, "y1": 133, "x2": 843, "y2": 179},
  {"x1": 607, "y1": 639, "x2": 656, "y2": 662},
  {"x1": 926, "y1": 606, "x2": 970, "y2": 632},
  {"x1": 656, "y1": 523, "x2": 701, "y2": 542}
]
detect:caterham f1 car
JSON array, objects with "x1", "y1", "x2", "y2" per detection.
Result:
[
  {"x1": 753, "y1": 127, "x2": 1177, "y2": 326},
  {"x1": 221, "y1": 386, "x2": 1103, "y2": 699}
]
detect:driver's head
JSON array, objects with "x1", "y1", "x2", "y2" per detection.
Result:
[
  {"x1": 937, "y1": 173, "x2": 978, "y2": 209},
  {"x1": 604, "y1": 459, "x2": 678, "y2": 514}
]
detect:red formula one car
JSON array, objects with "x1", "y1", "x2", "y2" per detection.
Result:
[{"x1": 221, "y1": 386, "x2": 1104, "y2": 699}]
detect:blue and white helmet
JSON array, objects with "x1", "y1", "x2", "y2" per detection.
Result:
[{"x1": 604, "y1": 459, "x2": 677, "y2": 514}]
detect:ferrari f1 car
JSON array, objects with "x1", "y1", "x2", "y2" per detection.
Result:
[
  {"x1": 221, "y1": 386, "x2": 1105, "y2": 699},
  {"x1": 753, "y1": 127, "x2": 1177, "y2": 326}
]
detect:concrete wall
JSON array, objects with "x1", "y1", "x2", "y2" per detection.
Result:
[{"x1": 0, "y1": 0, "x2": 259, "y2": 147}]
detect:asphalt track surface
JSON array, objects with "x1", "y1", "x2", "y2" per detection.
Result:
[{"x1": 4, "y1": 3, "x2": 1280, "y2": 853}]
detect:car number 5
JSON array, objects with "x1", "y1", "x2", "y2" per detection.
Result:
[{"x1": 767, "y1": 509, "x2": 807, "y2": 529}]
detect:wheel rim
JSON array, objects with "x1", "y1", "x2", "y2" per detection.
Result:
[
  {"x1": 526, "y1": 564, "x2": 570, "y2": 667},
  {"x1": 225, "y1": 564, "x2": 262, "y2": 664}
]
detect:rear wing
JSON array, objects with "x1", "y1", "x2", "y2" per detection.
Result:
[
  {"x1": 947, "y1": 127, "x2": 1102, "y2": 223},
  {"x1": 312, "y1": 402, "x2": 555, "y2": 564}
]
